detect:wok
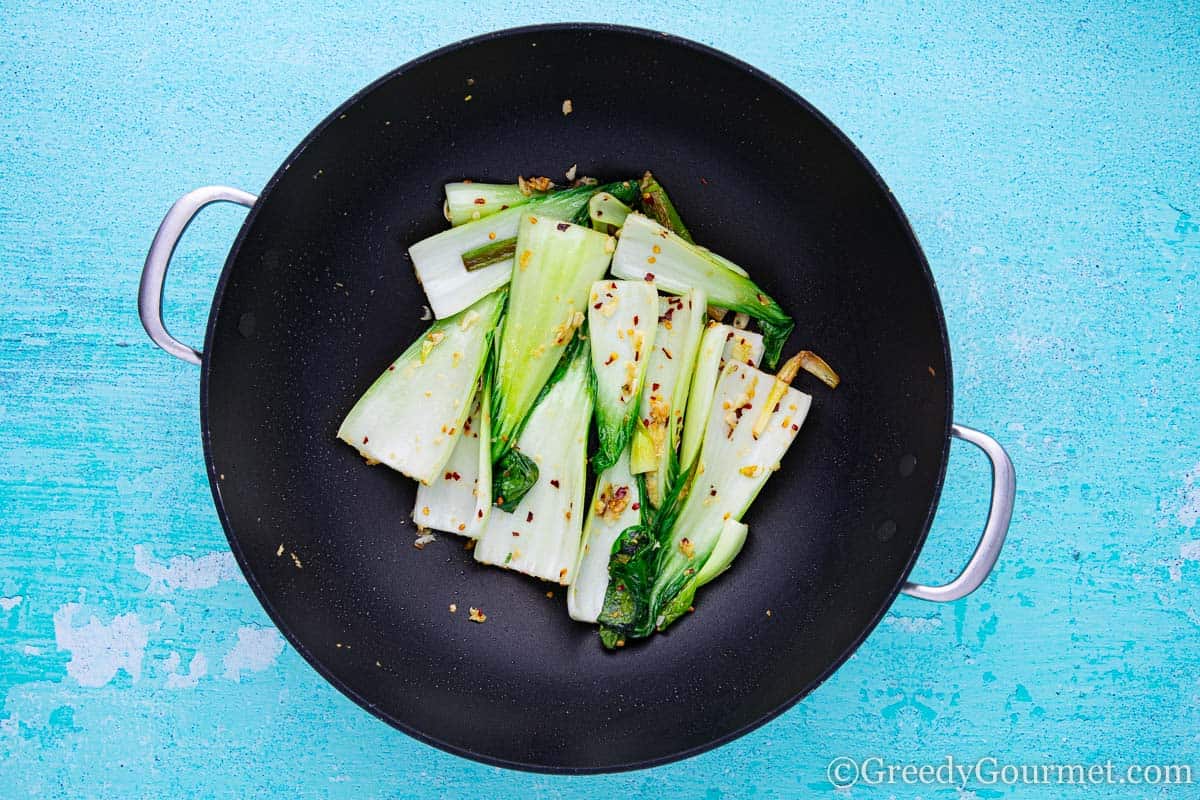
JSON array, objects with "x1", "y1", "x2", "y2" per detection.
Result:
[{"x1": 137, "y1": 24, "x2": 1014, "y2": 773}]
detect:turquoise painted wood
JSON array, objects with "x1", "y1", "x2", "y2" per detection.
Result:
[{"x1": 2, "y1": 2, "x2": 1197, "y2": 797}]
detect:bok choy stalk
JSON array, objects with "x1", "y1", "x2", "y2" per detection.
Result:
[
  {"x1": 722, "y1": 328, "x2": 764, "y2": 368},
  {"x1": 567, "y1": 447, "x2": 643, "y2": 623},
  {"x1": 610, "y1": 213, "x2": 794, "y2": 368},
  {"x1": 491, "y1": 215, "x2": 614, "y2": 465},
  {"x1": 598, "y1": 358, "x2": 811, "y2": 646},
  {"x1": 410, "y1": 180, "x2": 636, "y2": 319},
  {"x1": 474, "y1": 342, "x2": 592, "y2": 584},
  {"x1": 587, "y1": 280, "x2": 659, "y2": 473},
  {"x1": 337, "y1": 290, "x2": 504, "y2": 485},
  {"x1": 637, "y1": 171, "x2": 693, "y2": 242},
  {"x1": 412, "y1": 376, "x2": 492, "y2": 537},
  {"x1": 677, "y1": 322, "x2": 738, "y2": 477},
  {"x1": 628, "y1": 289, "x2": 707, "y2": 508},
  {"x1": 444, "y1": 182, "x2": 535, "y2": 226},
  {"x1": 588, "y1": 192, "x2": 632, "y2": 234}
]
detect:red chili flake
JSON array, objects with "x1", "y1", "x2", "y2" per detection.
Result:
[
  {"x1": 791, "y1": 424, "x2": 799, "y2": 431},
  {"x1": 616, "y1": 584, "x2": 626, "y2": 592},
  {"x1": 651, "y1": 383, "x2": 660, "y2": 391},
  {"x1": 709, "y1": 488, "x2": 717, "y2": 496},
  {"x1": 634, "y1": 350, "x2": 640, "y2": 362},
  {"x1": 452, "y1": 472, "x2": 461, "y2": 481},
  {"x1": 473, "y1": 197, "x2": 486, "y2": 205},
  {"x1": 500, "y1": 204, "x2": 509, "y2": 210},
  {"x1": 725, "y1": 331, "x2": 734, "y2": 341},
  {"x1": 644, "y1": 273, "x2": 655, "y2": 281},
  {"x1": 631, "y1": 502, "x2": 640, "y2": 511},
  {"x1": 663, "y1": 307, "x2": 675, "y2": 321},
  {"x1": 550, "y1": 479, "x2": 560, "y2": 488},
  {"x1": 662, "y1": 349, "x2": 673, "y2": 359},
  {"x1": 773, "y1": 402, "x2": 780, "y2": 413},
  {"x1": 613, "y1": 486, "x2": 629, "y2": 501},
  {"x1": 556, "y1": 222, "x2": 570, "y2": 231},
  {"x1": 700, "y1": 176, "x2": 709, "y2": 185},
  {"x1": 477, "y1": 509, "x2": 484, "y2": 518},
  {"x1": 445, "y1": 471, "x2": 454, "y2": 480},
  {"x1": 526, "y1": 511, "x2": 534, "y2": 523},
  {"x1": 512, "y1": 531, "x2": 520, "y2": 537},
  {"x1": 609, "y1": 281, "x2": 617, "y2": 290},
  {"x1": 604, "y1": 353, "x2": 617, "y2": 366},
  {"x1": 387, "y1": 365, "x2": 395, "y2": 371},
  {"x1": 362, "y1": 436, "x2": 369, "y2": 444},
  {"x1": 633, "y1": 315, "x2": 639, "y2": 325},
  {"x1": 593, "y1": 302, "x2": 603, "y2": 310}
]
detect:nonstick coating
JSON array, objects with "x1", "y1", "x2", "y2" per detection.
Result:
[{"x1": 200, "y1": 25, "x2": 951, "y2": 773}]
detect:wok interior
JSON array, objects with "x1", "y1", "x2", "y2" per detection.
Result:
[{"x1": 202, "y1": 27, "x2": 951, "y2": 771}]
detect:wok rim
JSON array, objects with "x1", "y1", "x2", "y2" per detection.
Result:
[{"x1": 198, "y1": 22, "x2": 954, "y2": 774}]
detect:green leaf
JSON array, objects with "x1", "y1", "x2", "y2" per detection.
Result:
[{"x1": 491, "y1": 449, "x2": 538, "y2": 512}]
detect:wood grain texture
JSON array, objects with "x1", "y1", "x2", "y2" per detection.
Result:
[{"x1": 1, "y1": 1, "x2": 1198, "y2": 797}]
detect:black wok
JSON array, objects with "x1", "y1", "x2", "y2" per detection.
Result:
[{"x1": 137, "y1": 24, "x2": 1014, "y2": 773}]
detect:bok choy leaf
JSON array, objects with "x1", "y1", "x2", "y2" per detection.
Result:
[
  {"x1": 491, "y1": 215, "x2": 614, "y2": 463},
  {"x1": 587, "y1": 280, "x2": 659, "y2": 473},
  {"x1": 474, "y1": 343, "x2": 592, "y2": 584},
  {"x1": 337, "y1": 290, "x2": 504, "y2": 485},
  {"x1": 610, "y1": 213, "x2": 793, "y2": 367}
]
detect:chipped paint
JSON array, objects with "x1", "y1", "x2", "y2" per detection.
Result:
[
  {"x1": 133, "y1": 545, "x2": 240, "y2": 593},
  {"x1": 52, "y1": 604, "x2": 156, "y2": 688},
  {"x1": 222, "y1": 626, "x2": 285, "y2": 681},
  {"x1": 0, "y1": 596, "x2": 22, "y2": 612}
]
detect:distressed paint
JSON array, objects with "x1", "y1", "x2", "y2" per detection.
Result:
[{"x1": 0, "y1": 1, "x2": 1197, "y2": 797}]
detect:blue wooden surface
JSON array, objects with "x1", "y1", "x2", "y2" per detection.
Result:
[{"x1": 2, "y1": 2, "x2": 1198, "y2": 797}]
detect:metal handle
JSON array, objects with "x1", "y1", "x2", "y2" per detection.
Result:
[
  {"x1": 902, "y1": 423, "x2": 1015, "y2": 602},
  {"x1": 138, "y1": 186, "x2": 257, "y2": 365}
]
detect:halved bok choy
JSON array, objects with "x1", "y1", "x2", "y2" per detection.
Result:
[
  {"x1": 337, "y1": 290, "x2": 504, "y2": 485},
  {"x1": 474, "y1": 340, "x2": 592, "y2": 584},
  {"x1": 491, "y1": 215, "x2": 614, "y2": 465},
  {"x1": 410, "y1": 180, "x2": 636, "y2": 319},
  {"x1": 587, "y1": 280, "x2": 659, "y2": 473},
  {"x1": 610, "y1": 213, "x2": 793, "y2": 368},
  {"x1": 628, "y1": 288, "x2": 707, "y2": 508},
  {"x1": 567, "y1": 447, "x2": 643, "y2": 623},
  {"x1": 598, "y1": 356, "x2": 812, "y2": 647},
  {"x1": 412, "y1": 373, "x2": 493, "y2": 537}
]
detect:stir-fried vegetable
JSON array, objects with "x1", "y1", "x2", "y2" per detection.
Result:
[
  {"x1": 568, "y1": 447, "x2": 643, "y2": 623},
  {"x1": 491, "y1": 215, "x2": 614, "y2": 468},
  {"x1": 343, "y1": 170, "x2": 837, "y2": 649},
  {"x1": 587, "y1": 280, "x2": 659, "y2": 473},
  {"x1": 599, "y1": 358, "x2": 812, "y2": 646},
  {"x1": 588, "y1": 191, "x2": 633, "y2": 234},
  {"x1": 337, "y1": 290, "x2": 504, "y2": 484},
  {"x1": 412, "y1": 387, "x2": 492, "y2": 537},
  {"x1": 474, "y1": 343, "x2": 591, "y2": 584},
  {"x1": 629, "y1": 289, "x2": 707, "y2": 507},
  {"x1": 410, "y1": 180, "x2": 636, "y2": 319},
  {"x1": 445, "y1": 182, "x2": 536, "y2": 226},
  {"x1": 610, "y1": 213, "x2": 794, "y2": 367}
]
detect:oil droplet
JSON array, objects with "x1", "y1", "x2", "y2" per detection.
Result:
[
  {"x1": 876, "y1": 519, "x2": 897, "y2": 542},
  {"x1": 898, "y1": 454, "x2": 917, "y2": 477}
]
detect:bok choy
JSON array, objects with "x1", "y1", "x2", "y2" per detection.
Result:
[
  {"x1": 568, "y1": 447, "x2": 642, "y2": 623},
  {"x1": 337, "y1": 290, "x2": 504, "y2": 485},
  {"x1": 410, "y1": 180, "x2": 636, "y2": 319},
  {"x1": 611, "y1": 213, "x2": 793, "y2": 368},
  {"x1": 587, "y1": 280, "x2": 659, "y2": 473},
  {"x1": 491, "y1": 215, "x2": 614, "y2": 463},
  {"x1": 412, "y1": 381, "x2": 492, "y2": 537},
  {"x1": 628, "y1": 288, "x2": 707, "y2": 507},
  {"x1": 474, "y1": 342, "x2": 591, "y2": 584},
  {"x1": 598, "y1": 357, "x2": 812, "y2": 646}
]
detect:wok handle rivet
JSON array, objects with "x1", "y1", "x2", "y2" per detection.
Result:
[
  {"x1": 901, "y1": 424, "x2": 1015, "y2": 603},
  {"x1": 138, "y1": 185, "x2": 257, "y2": 365}
]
